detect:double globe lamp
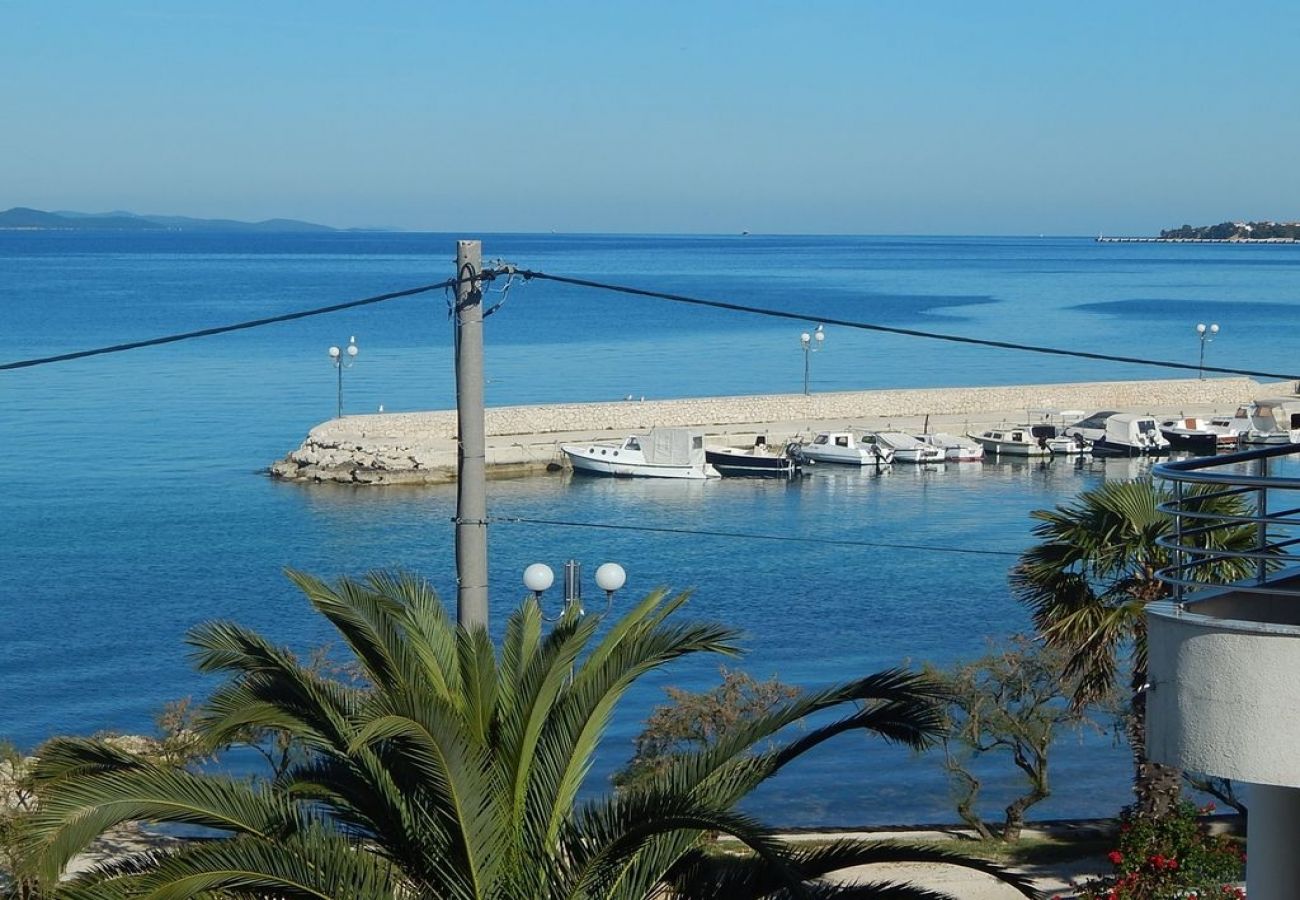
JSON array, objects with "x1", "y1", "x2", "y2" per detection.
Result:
[{"x1": 523, "y1": 560, "x2": 626, "y2": 617}]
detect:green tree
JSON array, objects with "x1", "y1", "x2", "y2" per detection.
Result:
[
  {"x1": 615, "y1": 667, "x2": 800, "y2": 794},
  {"x1": 930, "y1": 635, "x2": 1097, "y2": 842},
  {"x1": 24, "y1": 570, "x2": 1035, "y2": 899},
  {"x1": 1011, "y1": 479, "x2": 1259, "y2": 819}
]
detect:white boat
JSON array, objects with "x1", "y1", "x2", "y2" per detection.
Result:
[
  {"x1": 561, "y1": 428, "x2": 720, "y2": 479},
  {"x1": 919, "y1": 432, "x2": 985, "y2": 462},
  {"x1": 969, "y1": 424, "x2": 1085, "y2": 457},
  {"x1": 1089, "y1": 414, "x2": 1171, "y2": 457},
  {"x1": 872, "y1": 431, "x2": 945, "y2": 464},
  {"x1": 793, "y1": 431, "x2": 893, "y2": 467},
  {"x1": 1238, "y1": 398, "x2": 1300, "y2": 445},
  {"x1": 1063, "y1": 410, "x2": 1123, "y2": 445}
]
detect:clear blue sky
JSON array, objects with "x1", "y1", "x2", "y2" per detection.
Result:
[{"x1": 3, "y1": 1, "x2": 1296, "y2": 234}]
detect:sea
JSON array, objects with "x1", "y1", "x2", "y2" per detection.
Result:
[{"x1": 3, "y1": 232, "x2": 1299, "y2": 827}]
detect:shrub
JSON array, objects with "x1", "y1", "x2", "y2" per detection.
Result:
[{"x1": 1076, "y1": 800, "x2": 1244, "y2": 899}]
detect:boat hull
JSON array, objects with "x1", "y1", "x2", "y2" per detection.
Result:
[
  {"x1": 1089, "y1": 439, "x2": 1172, "y2": 458},
  {"x1": 704, "y1": 448, "x2": 799, "y2": 477},
  {"x1": 971, "y1": 436, "x2": 1050, "y2": 457},
  {"x1": 562, "y1": 446, "x2": 717, "y2": 479},
  {"x1": 891, "y1": 449, "x2": 944, "y2": 464},
  {"x1": 1160, "y1": 429, "x2": 1235, "y2": 454},
  {"x1": 796, "y1": 446, "x2": 890, "y2": 467}
]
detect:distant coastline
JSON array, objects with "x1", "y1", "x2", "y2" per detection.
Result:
[
  {"x1": 0, "y1": 206, "x2": 385, "y2": 233},
  {"x1": 1097, "y1": 219, "x2": 1300, "y2": 244}
]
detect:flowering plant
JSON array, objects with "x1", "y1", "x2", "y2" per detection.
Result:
[{"x1": 1075, "y1": 801, "x2": 1244, "y2": 899}]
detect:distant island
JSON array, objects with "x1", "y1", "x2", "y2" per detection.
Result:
[
  {"x1": 1160, "y1": 220, "x2": 1300, "y2": 241},
  {"x1": 0, "y1": 207, "x2": 355, "y2": 233},
  {"x1": 1097, "y1": 220, "x2": 1300, "y2": 244}
]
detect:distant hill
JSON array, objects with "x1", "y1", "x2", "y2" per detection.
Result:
[
  {"x1": 0, "y1": 207, "x2": 340, "y2": 232},
  {"x1": 1160, "y1": 220, "x2": 1300, "y2": 241}
]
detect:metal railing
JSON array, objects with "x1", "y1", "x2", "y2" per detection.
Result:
[{"x1": 1154, "y1": 444, "x2": 1300, "y2": 603}]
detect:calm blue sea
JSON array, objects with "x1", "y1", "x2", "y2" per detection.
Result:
[{"x1": 3, "y1": 232, "x2": 1299, "y2": 826}]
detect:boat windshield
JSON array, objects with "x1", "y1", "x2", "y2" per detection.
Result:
[
  {"x1": 1071, "y1": 411, "x2": 1120, "y2": 429},
  {"x1": 625, "y1": 437, "x2": 641, "y2": 451}
]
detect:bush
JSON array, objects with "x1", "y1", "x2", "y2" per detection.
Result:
[{"x1": 1076, "y1": 800, "x2": 1244, "y2": 899}]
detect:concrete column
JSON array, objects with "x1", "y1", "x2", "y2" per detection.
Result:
[{"x1": 1248, "y1": 783, "x2": 1300, "y2": 899}]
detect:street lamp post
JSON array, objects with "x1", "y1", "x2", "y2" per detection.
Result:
[
  {"x1": 328, "y1": 336, "x2": 358, "y2": 417},
  {"x1": 1195, "y1": 323, "x2": 1219, "y2": 380},
  {"x1": 523, "y1": 559, "x2": 626, "y2": 617},
  {"x1": 800, "y1": 325, "x2": 825, "y2": 395}
]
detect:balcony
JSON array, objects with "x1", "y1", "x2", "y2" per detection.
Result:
[{"x1": 1150, "y1": 443, "x2": 1300, "y2": 786}]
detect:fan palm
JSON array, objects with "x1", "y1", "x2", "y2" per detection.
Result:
[
  {"x1": 24, "y1": 570, "x2": 1036, "y2": 899},
  {"x1": 1011, "y1": 478, "x2": 1259, "y2": 817}
]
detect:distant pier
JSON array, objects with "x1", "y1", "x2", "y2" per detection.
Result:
[{"x1": 269, "y1": 377, "x2": 1273, "y2": 486}]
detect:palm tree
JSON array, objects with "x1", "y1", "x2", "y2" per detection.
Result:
[
  {"x1": 1011, "y1": 478, "x2": 1259, "y2": 818},
  {"x1": 24, "y1": 570, "x2": 1036, "y2": 899}
]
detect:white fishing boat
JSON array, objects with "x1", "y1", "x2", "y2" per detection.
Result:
[
  {"x1": 919, "y1": 432, "x2": 985, "y2": 462},
  {"x1": 1089, "y1": 414, "x2": 1171, "y2": 457},
  {"x1": 1238, "y1": 398, "x2": 1300, "y2": 445},
  {"x1": 793, "y1": 431, "x2": 893, "y2": 467},
  {"x1": 561, "y1": 428, "x2": 719, "y2": 479},
  {"x1": 969, "y1": 424, "x2": 1086, "y2": 457},
  {"x1": 872, "y1": 431, "x2": 945, "y2": 464}
]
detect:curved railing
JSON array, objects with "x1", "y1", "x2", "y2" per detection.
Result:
[{"x1": 1154, "y1": 443, "x2": 1300, "y2": 603}]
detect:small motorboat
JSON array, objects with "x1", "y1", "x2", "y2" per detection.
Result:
[
  {"x1": 918, "y1": 432, "x2": 984, "y2": 462},
  {"x1": 1089, "y1": 414, "x2": 1171, "y2": 457},
  {"x1": 561, "y1": 428, "x2": 720, "y2": 479},
  {"x1": 705, "y1": 436, "x2": 801, "y2": 477},
  {"x1": 1158, "y1": 416, "x2": 1240, "y2": 454},
  {"x1": 871, "y1": 431, "x2": 945, "y2": 464},
  {"x1": 970, "y1": 424, "x2": 1085, "y2": 457},
  {"x1": 1063, "y1": 410, "x2": 1124, "y2": 445},
  {"x1": 792, "y1": 431, "x2": 893, "y2": 467},
  {"x1": 1238, "y1": 398, "x2": 1300, "y2": 445}
]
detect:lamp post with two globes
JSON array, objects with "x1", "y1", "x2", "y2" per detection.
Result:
[
  {"x1": 1195, "y1": 323, "x2": 1219, "y2": 380},
  {"x1": 328, "y1": 336, "x2": 358, "y2": 418},
  {"x1": 800, "y1": 325, "x2": 825, "y2": 395},
  {"x1": 523, "y1": 560, "x2": 627, "y2": 618}
]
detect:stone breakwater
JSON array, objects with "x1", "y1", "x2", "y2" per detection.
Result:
[{"x1": 269, "y1": 377, "x2": 1271, "y2": 485}]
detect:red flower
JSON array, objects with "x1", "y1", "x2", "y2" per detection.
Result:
[{"x1": 1107, "y1": 850, "x2": 1124, "y2": 865}]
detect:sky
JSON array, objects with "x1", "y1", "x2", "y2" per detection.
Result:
[{"x1": 2, "y1": 1, "x2": 1297, "y2": 235}]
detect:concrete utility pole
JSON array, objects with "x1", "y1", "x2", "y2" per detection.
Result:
[{"x1": 454, "y1": 240, "x2": 489, "y2": 629}]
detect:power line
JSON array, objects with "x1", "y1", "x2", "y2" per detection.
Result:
[
  {"x1": 514, "y1": 269, "x2": 1300, "y2": 382},
  {"x1": 491, "y1": 514, "x2": 1021, "y2": 558},
  {"x1": 0, "y1": 279, "x2": 457, "y2": 372}
]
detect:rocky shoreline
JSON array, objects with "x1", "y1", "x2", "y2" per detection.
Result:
[{"x1": 268, "y1": 377, "x2": 1274, "y2": 486}]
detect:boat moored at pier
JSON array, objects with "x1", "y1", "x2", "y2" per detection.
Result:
[
  {"x1": 970, "y1": 424, "x2": 1086, "y2": 456},
  {"x1": 792, "y1": 431, "x2": 893, "y2": 467},
  {"x1": 1158, "y1": 416, "x2": 1241, "y2": 454},
  {"x1": 918, "y1": 432, "x2": 985, "y2": 461},
  {"x1": 1088, "y1": 413, "x2": 1171, "y2": 457},
  {"x1": 872, "y1": 431, "x2": 945, "y2": 464},
  {"x1": 561, "y1": 428, "x2": 720, "y2": 479},
  {"x1": 1238, "y1": 398, "x2": 1300, "y2": 445},
  {"x1": 704, "y1": 437, "x2": 801, "y2": 477}
]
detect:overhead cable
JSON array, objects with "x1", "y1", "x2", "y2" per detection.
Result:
[
  {"x1": 491, "y1": 514, "x2": 1020, "y2": 557},
  {"x1": 0, "y1": 279, "x2": 458, "y2": 372},
  {"x1": 513, "y1": 269, "x2": 1300, "y2": 382}
]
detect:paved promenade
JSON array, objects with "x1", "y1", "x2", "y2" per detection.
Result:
[{"x1": 269, "y1": 376, "x2": 1278, "y2": 485}]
